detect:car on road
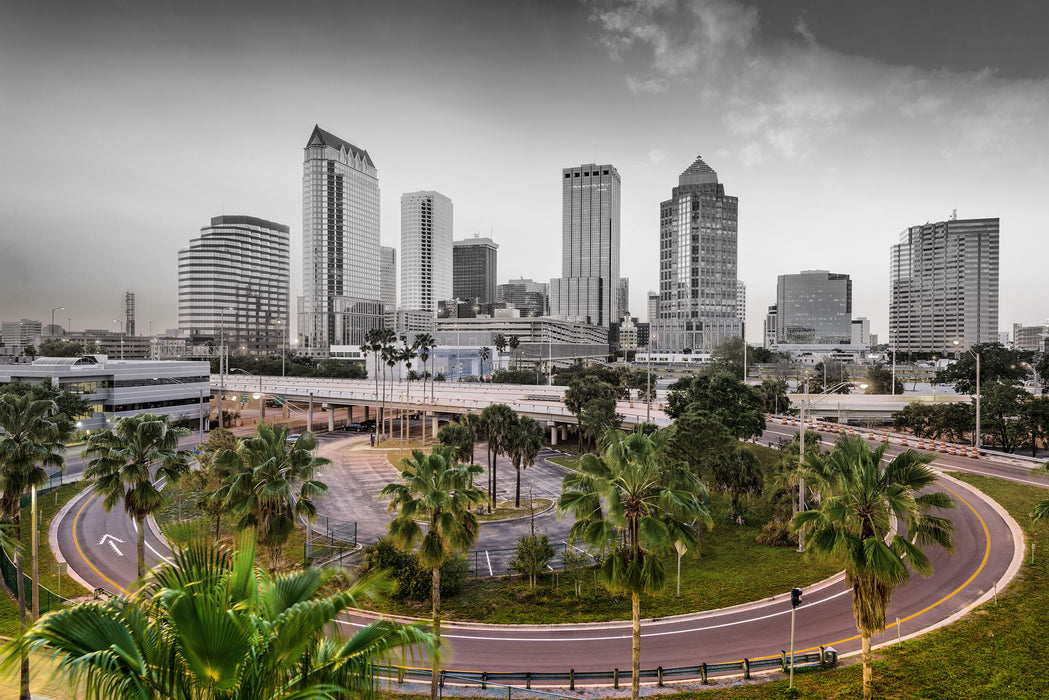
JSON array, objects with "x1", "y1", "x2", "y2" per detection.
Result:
[
  {"x1": 341, "y1": 422, "x2": 366, "y2": 432},
  {"x1": 286, "y1": 433, "x2": 302, "y2": 444}
]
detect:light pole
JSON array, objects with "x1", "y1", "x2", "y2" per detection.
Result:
[
  {"x1": 646, "y1": 344, "x2": 652, "y2": 424},
  {"x1": 50, "y1": 306, "x2": 64, "y2": 337},
  {"x1": 230, "y1": 367, "x2": 264, "y2": 422},
  {"x1": 953, "y1": 340, "x2": 981, "y2": 451},
  {"x1": 797, "y1": 381, "x2": 868, "y2": 552},
  {"x1": 112, "y1": 319, "x2": 124, "y2": 359},
  {"x1": 218, "y1": 307, "x2": 234, "y2": 430}
]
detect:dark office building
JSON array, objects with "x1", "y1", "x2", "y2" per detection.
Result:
[{"x1": 452, "y1": 236, "x2": 498, "y2": 305}]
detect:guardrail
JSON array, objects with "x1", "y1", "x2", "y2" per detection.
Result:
[{"x1": 373, "y1": 647, "x2": 836, "y2": 691}]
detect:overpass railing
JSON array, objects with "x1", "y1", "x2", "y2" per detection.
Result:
[{"x1": 375, "y1": 647, "x2": 836, "y2": 691}]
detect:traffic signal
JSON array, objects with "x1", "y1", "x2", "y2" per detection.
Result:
[{"x1": 791, "y1": 587, "x2": 803, "y2": 608}]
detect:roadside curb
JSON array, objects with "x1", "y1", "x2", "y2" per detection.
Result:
[{"x1": 48, "y1": 484, "x2": 96, "y2": 593}]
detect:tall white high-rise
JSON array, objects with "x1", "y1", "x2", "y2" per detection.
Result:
[
  {"x1": 550, "y1": 163, "x2": 620, "y2": 327},
  {"x1": 299, "y1": 125, "x2": 383, "y2": 356},
  {"x1": 179, "y1": 215, "x2": 290, "y2": 354},
  {"x1": 890, "y1": 217, "x2": 999, "y2": 353},
  {"x1": 400, "y1": 191, "x2": 452, "y2": 315},
  {"x1": 652, "y1": 155, "x2": 739, "y2": 351},
  {"x1": 380, "y1": 245, "x2": 397, "y2": 326}
]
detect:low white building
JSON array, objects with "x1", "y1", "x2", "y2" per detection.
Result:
[{"x1": 0, "y1": 355, "x2": 210, "y2": 431}]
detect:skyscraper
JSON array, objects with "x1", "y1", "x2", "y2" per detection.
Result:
[
  {"x1": 452, "y1": 236, "x2": 498, "y2": 305},
  {"x1": 890, "y1": 216, "x2": 999, "y2": 353},
  {"x1": 775, "y1": 270, "x2": 852, "y2": 345},
  {"x1": 380, "y1": 245, "x2": 397, "y2": 323},
  {"x1": 299, "y1": 125, "x2": 382, "y2": 356},
  {"x1": 178, "y1": 215, "x2": 290, "y2": 354},
  {"x1": 400, "y1": 191, "x2": 452, "y2": 314},
  {"x1": 617, "y1": 278, "x2": 630, "y2": 319},
  {"x1": 550, "y1": 163, "x2": 621, "y2": 327},
  {"x1": 652, "y1": 156, "x2": 739, "y2": 351}
]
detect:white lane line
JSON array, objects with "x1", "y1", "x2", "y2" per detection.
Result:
[
  {"x1": 336, "y1": 588, "x2": 852, "y2": 642},
  {"x1": 485, "y1": 550, "x2": 493, "y2": 577},
  {"x1": 131, "y1": 518, "x2": 174, "y2": 566}
]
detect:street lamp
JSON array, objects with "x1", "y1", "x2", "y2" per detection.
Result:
[
  {"x1": 230, "y1": 367, "x2": 265, "y2": 422},
  {"x1": 797, "y1": 380, "x2": 868, "y2": 552},
  {"x1": 112, "y1": 319, "x2": 124, "y2": 359},
  {"x1": 953, "y1": 340, "x2": 981, "y2": 451},
  {"x1": 218, "y1": 307, "x2": 234, "y2": 429},
  {"x1": 51, "y1": 306, "x2": 64, "y2": 337}
]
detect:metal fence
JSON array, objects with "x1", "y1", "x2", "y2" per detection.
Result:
[
  {"x1": 305, "y1": 515, "x2": 360, "y2": 565},
  {"x1": 375, "y1": 648, "x2": 837, "y2": 692},
  {"x1": 0, "y1": 548, "x2": 71, "y2": 616},
  {"x1": 466, "y1": 542, "x2": 596, "y2": 579}
]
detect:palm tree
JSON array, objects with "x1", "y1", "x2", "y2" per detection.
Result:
[
  {"x1": 4, "y1": 533, "x2": 435, "y2": 699},
  {"x1": 478, "y1": 346, "x2": 491, "y2": 381},
  {"x1": 557, "y1": 428, "x2": 710, "y2": 700},
  {"x1": 380, "y1": 446, "x2": 485, "y2": 700},
  {"x1": 0, "y1": 393, "x2": 68, "y2": 700},
  {"x1": 214, "y1": 424, "x2": 329, "y2": 569},
  {"x1": 508, "y1": 416, "x2": 544, "y2": 508},
  {"x1": 507, "y1": 335, "x2": 520, "y2": 370},
  {"x1": 398, "y1": 341, "x2": 418, "y2": 448},
  {"x1": 458, "y1": 412, "x2": 484, "y2": 465},
  {"x1": 381, "y1": 334, "x2": 399, "y2": 440},
  {"x1": 414, "y1": 333, "x2": 437, "y2": 443},
  {"x1": 84, "y1": 413, "x2": 191, "y2": 581},
  {"x1": 793, "y1": 436, "x2": 955, "y2": 700},
  {"x1": 493, "y1": 334, "x2": 507, "y2": 373},
  {"x1": 364, "y1": 327, "x2": 384, "y2": 417},
  {"x1": 479, "y1": 403, "x2": 518, "y2": 512}
]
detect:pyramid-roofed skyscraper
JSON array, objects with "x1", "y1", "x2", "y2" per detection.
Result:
[{"x1": 651, "y1": 155, "x2": 741, "y2": 351}]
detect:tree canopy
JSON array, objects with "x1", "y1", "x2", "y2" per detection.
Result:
[
  {"x1": 934, "y1": 342, "x2": 1031, "y2": 393},
  {"x1": 664, "y1": 370, "x2": 765, "y2": 439}
]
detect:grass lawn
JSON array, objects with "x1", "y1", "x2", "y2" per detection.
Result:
[{"x1": 1, "y1": 483, "x2": 90, "y2": 638}]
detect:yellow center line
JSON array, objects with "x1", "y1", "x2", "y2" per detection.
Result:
[
  {"x1": 751, "y1": 481, "x2": 992, "y2": 659},
  {"x1": 72, "y1": 492, "x2": 130, "y2": 596}
]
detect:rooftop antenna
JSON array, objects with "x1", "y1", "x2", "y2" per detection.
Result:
[{"x1": 950, "y1": 208, "x2": 957, "y2": 220}]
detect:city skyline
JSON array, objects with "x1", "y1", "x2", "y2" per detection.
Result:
[{"x1": 2, "y1": 1, "x2": 1047, "y2": 343}]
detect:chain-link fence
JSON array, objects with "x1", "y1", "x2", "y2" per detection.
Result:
[{"x1": 0, "y1": 548, "x2": 70, "y2": 615}]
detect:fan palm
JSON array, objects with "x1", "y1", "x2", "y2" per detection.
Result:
[
  {"x1": 508, "y1": 416, "x2": 545, "y2": 508},
  {"x1": 379, "y1": 446, "x2": 485, "y2": 700},
  {"x1": 84, "y1": 413, "x2": 191, "y2": 581},
  {"x1": 3, "y1": 533, "x2": 435, "y2": 700},
  {"x1": 793, "y1": 436, "x2": 954, "y2": 700},
  {"x1": 213, "y1": 424, "x2": 329, "y2": 569},
  {"x1": 557, "y1": 428, "x2": 710, "y2": 700},
  {"x1": 0, "y1": 393, "x2": 68, "y2": 700},
  {"x1": 479, "y1": 403, "x2": 518, "y2": 512}
]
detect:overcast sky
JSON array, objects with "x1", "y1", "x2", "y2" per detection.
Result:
[{"x1": 2, "y1": 0, "x2": 1047, "y2": 343}]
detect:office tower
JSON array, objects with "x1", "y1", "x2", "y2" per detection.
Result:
[
  {"x1": 851, "y1": 317, "x2": 871, "y2": 346},
  {"x1": 652, "y1": 155, "x2": 739, "y2": 351},
  {"x1": 890, "y1": 217, "x2": 999, "y2": 353},
  {"x1": 736, "y1": 280, "x2": 746, "y2": 336},
  {"x1": 763, "y1": 305, "x2": 777, "y2": 349},
  {"x1": 125, "y1": 292, "x2": 136, "y2": 337},
  {"x1": 1013, "y1": 322, "x2": 1049, "y2": 352},
  {"x1": 2, "y1": 319, "x2": 42, "y2": 349},
  {"x1": 550, "y1": 164, "x2": 620, "y2": 327},
  {"x1": 452, "y1": 236, "x2": 498, "y2": 305},
  {"x1": 496, "y1": 278, "x2": 549, "y2": 317},
  {"x1": 380, "y1": 246, "x2": 397, "y2": 318},
  {"x1": 617, "y1": 278, "x2": 630, "y2": 319},
  {"x1": 400, "y1": 191, "x2": 452, "y2": 315},
  {"x1": 299, "y1": 125, "x2": 383, "y2": 355},
  {"x1": 647, "y1": 291, "x2": 659, "y2": 325},
  {"x1": 179, "y1": 215, "x2": 290, "y2": 354},
  {"x1": 775, "y1": 270, "x2": 852, "y2": 345}
]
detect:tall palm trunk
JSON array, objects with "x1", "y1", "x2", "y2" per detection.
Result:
[
  {"x1": 430, "y1": 565, "x2": 442, "y2": 700},
  {"x1": 136, "y1": 514, "x2": 147, "y2": 580},
  {"x1": 14, "y1": 516, "x2": 30, "y2": 700},
  {"x1": 862, "y1": 633, "x2": 873, "y2": 700},
  {"x1": 631, "y1": 591, "x2": 641, "y2": 700}
]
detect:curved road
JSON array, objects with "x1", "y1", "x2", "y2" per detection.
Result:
[{"x1": 54, "y1": 422, "x2": 1030, "y2": 682}]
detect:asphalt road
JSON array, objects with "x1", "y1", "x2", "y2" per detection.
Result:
[{"x1": 53, "y1": 421, "x2": 1030, "y2": 682}]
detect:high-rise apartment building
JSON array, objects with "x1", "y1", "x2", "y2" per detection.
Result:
[
  {"x1": 736, "y1": 280, "x2": 746, "y2": 336},
  {"x1": 400, "y1": 191, "x2": 452, "y2": 315},
  {"x1": 775, "y1": 270, "x2": 852, "y2": 345},
  {"x1": 299, "y1": 125, "x2": 383, "y2": 356},
  {"x1": 452, "y1": 236, "x2": 498, "y2": 305},
  {"x1": 380, "y1": 246, "x2": 397, "y2": 323},
  {"x1": 652, "y1": 156, "x2": 739, "y2": 351},
  {"x1": 647, "y1": 291, "x2": 659, "y2": 325},
  {"x1": 178, "y1": 215, "x2": 290, "y2": 354},
  {"x1": 889, "y1": 217, "x2": 999, "y2": 353},
  {"x1": 1, "y1": 319, "x2": 42, "y2": 350},
  {"x1": 763, "y1": 305, "x2": 777, "y2": 349},
  {"x1": 550, "y1": 163, "x2": 621, "y2": 327}
]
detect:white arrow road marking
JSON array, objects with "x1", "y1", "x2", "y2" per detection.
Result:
[{"x1": 98, "y1": 534, "x2": 125, "y2": 556}]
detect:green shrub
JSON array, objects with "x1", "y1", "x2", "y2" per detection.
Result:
[{"x1": 362, "y1": 536, "x2": 469, "y2": 601}]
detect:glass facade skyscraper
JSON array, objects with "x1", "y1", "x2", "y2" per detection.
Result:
[
  {"x1": 652, "y1": 155, "x2": 739, "y2": 351},
  {"x1": 401, "y1": 191, "x2": 452, "y2": 314},
  {"x1": 178, "y1": 215, "x2": 290, "y2": 354},
  {"x1": 890, "y1": 217, "x2": 999, "y2": 353},
  {"x1": 551, "y1": 163, "x2": 620, "y2": 327},
  {"x1": 452, "y1": 237, "x2": 498, "y2": 305},
  {"x1": 299, "y1": 125, "x2": 383, "y2": 356},
  {"x1": 775, "y1": 270, "x2": 852, "y2": 345}
]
